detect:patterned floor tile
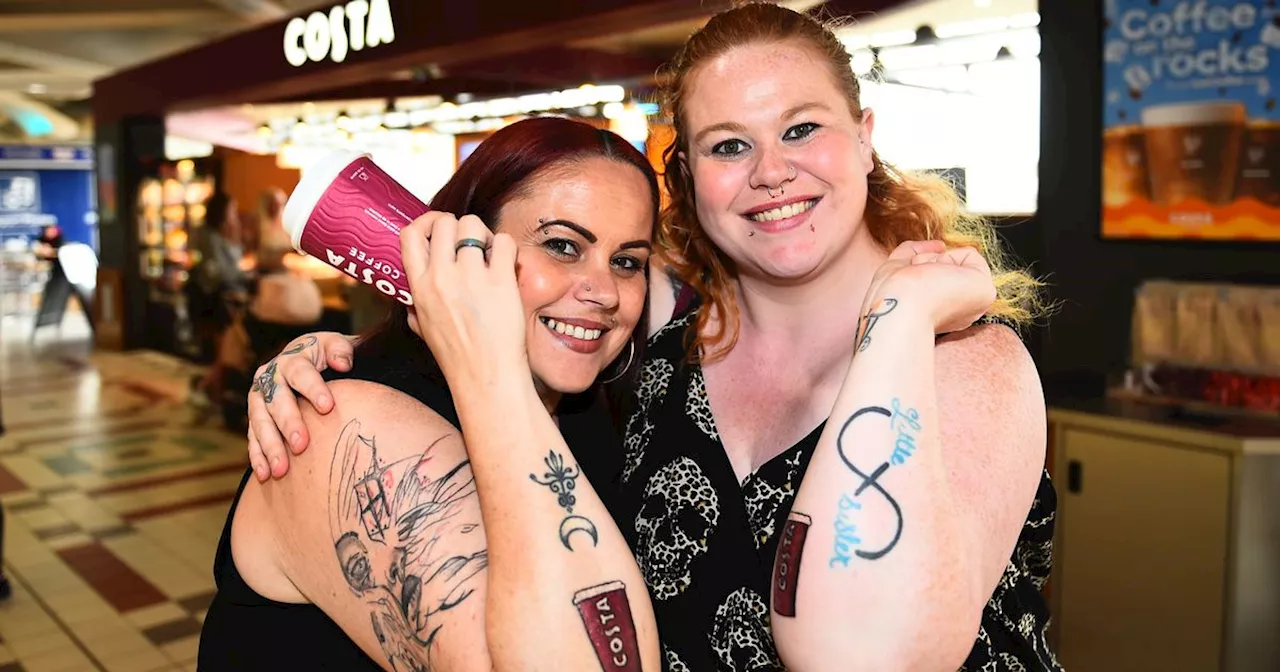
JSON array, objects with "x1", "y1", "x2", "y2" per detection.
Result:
[{"x1": 0, "y1": 317, "x2": 264, "y2": 670}]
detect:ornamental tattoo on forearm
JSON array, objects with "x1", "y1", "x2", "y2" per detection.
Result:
[
  {"x1": 329, "y1": 420, "x2": 488, "y2": 671},
  {"x1": 530, "y1": 450, "x2": 599, "y2": 551}
]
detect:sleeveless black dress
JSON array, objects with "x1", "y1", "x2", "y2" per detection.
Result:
[
  {"x1": 198, "y1": 353, "x2": 623, "y2": 670},
  {"x1": 616, "y1": 309, "x2": 1063, "y2": 672}
]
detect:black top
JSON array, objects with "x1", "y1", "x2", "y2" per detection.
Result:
[
  {"x1": 616, "y1": 309, "x2": 1062, "y2": 672},
  {"x1": 198, "y1": 353, "x2": 624, "y2": 670}
]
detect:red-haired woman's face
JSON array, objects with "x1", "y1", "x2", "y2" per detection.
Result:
[
  {"x1": 495, "y1": 157, "x2": 653, "y2": 394},
  {"x1": 682, "y1": 42, "x2": 876, "y2": 282}
]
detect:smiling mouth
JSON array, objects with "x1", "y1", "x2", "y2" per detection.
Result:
[
  {"x1": 540, "y1": 317, "x2": 605, "y2": 342},
  {"x1": 747, "y1": 198, "x2": 819, "y2": 223}
]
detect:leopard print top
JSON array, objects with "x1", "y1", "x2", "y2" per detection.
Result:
[{"x1": 614, "y1": 308, "x2": 1063, "y2": 672}]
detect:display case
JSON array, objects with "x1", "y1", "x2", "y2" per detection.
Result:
[{"x1": 135, "y1": 157, "x2": 217, "y2": 356}]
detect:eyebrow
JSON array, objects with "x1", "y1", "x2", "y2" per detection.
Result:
[
  {"x1": 691, "y1": 101, "x2": 830, "y2": 145},
  {"x1": 537, "y1": 219, "x2": 651, "y2": 252}
]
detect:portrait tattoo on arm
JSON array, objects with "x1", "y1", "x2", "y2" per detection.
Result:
[
  {"x1": 530, "y1": 450, "x2": 599, "y2": 551},
  {"x1": 573, "y1": 580, "x2": 642, "y2": 671},
  {"x1": 329, "y1": 420, "x2": 488, "y2": 671}
]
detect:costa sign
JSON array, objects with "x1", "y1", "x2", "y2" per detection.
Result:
[{"x1": 283, "y1": 0, "x2": 396, "y2": 67}]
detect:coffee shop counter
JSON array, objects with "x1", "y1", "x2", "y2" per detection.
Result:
[{"x1": 1045, "y1": 398, "x2": 1280, "y2": 672}]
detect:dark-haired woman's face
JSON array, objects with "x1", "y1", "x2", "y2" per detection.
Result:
[{"x1": 495, "y1": 157, "x2": 653, "y2": 395}]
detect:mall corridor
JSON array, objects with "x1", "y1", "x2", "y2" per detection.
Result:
[{"x1": 0, "y1": 316, "x2": 246, "y2": 672}]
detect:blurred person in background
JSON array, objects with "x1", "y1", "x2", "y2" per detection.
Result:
[
  {"x1": 190, "y1": 191, "x2": 251, "y2": 329},
  {"x1": 33, "y1": 224, "x2": 63, "y2": 262},
  {"x1": 197, "y1": 214, "x2": 323, "y2": 428}
]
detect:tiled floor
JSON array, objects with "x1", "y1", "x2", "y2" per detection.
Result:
[{"x1": 1, "y1": 312, "x2": 248, "y2": 671}]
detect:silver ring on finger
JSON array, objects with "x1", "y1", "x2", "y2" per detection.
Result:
[{"x1": 454, "y1": 238, "x2": 488, "y2": 256}]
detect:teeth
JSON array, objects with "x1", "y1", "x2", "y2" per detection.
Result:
[
  {"x1": 542, "y1": 318, "x2": 603, "y2": 341},
  {"x1": 749, "y1": 199, "x2": 816, "y2": 222}
]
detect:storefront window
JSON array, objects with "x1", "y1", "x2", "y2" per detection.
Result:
[{"x1": 844, "y1": 24, "x2": 1041, "y2": 215}]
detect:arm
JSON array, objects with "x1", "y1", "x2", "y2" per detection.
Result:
[
  {"x1": 771, "y1": 296, "x2": 1046, "y2": 670},
  {"x1": 235, "y1": 379, "x2": 491, "y2": 671},
  {"x1": 451, "y1": 370, "x2": 662, "y2": 672}
]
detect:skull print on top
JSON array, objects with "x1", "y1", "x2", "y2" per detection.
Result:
[{"x1": 616, "y1": 303, "x2": 1062, "y2": 672}]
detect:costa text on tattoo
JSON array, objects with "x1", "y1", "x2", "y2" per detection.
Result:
[
  {"x1": 573, "y1": 580, "x2": 642, "y2": 671},
  {"x1": 772, "y1": 512, "x2": 812, "y2": 617}
]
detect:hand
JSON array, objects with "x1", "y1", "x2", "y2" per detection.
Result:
[
  {"x1": 246, "y1": 332, "x2": 356, "y2": 481},
  {"x1": 400, "y1": 211, "x2": 526, "y2": 389},
  {"x1": 862, "y1": 240, "x2": 996, "y2": 335}
]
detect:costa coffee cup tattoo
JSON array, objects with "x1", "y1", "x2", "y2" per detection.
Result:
[
  {"x1": 573, "y1": 580, "x2": 642, "y2": 671},
  {"x1": 771, "y1": 512, "x2": 812, "y2": 618},
  {"x1": 282, "y1": 150, "x2": 428, "y2": 306}
]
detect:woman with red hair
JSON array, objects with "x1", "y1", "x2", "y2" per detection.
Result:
[
  {"x1": 199, "y1": 116, "x2": 663, "y2": 671},
  {"x1": 241, "y1": 4, "x2": 1056, "y2": 670}
]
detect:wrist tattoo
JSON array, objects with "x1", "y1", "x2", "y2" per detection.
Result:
[
  {"x1": 530, "y1": 450, "x2": 599, "y2": 551},
  {"x1": 856, "y1": 297, "x2": 898, "y2": 353}
]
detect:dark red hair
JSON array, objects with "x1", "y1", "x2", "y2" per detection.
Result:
[{"x1": 355, "y1": 116, "x2": 659, "y2": 421}]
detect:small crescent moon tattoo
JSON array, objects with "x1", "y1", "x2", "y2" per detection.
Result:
[{"x1": 559, "y1": 515, "x2": 599, "y2": 551}]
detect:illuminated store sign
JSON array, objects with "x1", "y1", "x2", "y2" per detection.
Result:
[{"x1": 283, "y1": 0, "x2": 395, "y2": 67}]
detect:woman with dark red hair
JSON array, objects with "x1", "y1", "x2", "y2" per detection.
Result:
[{"x1": 198, "y1": 116, "x2": 663, "y2": 671}]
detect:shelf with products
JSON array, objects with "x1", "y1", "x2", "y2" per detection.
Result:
[{"x1": 135, "y1": 158, "x2": 217, "y2": 293}]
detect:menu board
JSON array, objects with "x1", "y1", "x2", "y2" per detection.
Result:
[{"x1": 1102, "y1": 0, "x2": 1279, "y2": 240}]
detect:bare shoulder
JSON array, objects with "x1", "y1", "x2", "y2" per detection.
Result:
[
  {"x1": 934, "y1": 324, "x2": 1046, "y2": 464},
  {"x1": 936, "y1": 323, "x2": 1042, "y2": 403},
  {"x1": 251, "y1": 378, "x2": 491, "y2": 671}
]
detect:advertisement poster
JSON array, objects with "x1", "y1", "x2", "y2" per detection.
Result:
[{"x1": 1102, "y1": 0, "x2": 1280, "y2": 240}]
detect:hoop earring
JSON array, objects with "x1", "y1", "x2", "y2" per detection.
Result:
[{"x1": 601, "y1": 339, "x2": 636, "y2": 384}]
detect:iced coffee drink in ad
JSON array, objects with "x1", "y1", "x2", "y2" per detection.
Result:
[
  {"x1": 281, "y1": 151, "x2": 428, "y2": 306},
  {"x1": 1141, "y1": 101, "x2": 1247, "y2": 207},
  {"x1": 1238, "y1": 120, "x2": 1279, "y2": 207},
  {"x1": 1102, "y1": 125, "x2": 1149, "y2": 207}
]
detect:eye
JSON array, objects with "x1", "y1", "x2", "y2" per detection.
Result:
[
  {"x1": 711, "y1": 138, "x2": 750, "y2": 157},
  {"x1": 543, "y1": 238, "x2": 580, "y2": 259},
  {"x1": 783, "y1": 122, "x2": 819, "y2": 141},
  {"x1": 612, "y1": 255, "x2": 645, "y2": 275}
]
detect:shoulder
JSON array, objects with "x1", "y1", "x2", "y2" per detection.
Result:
[
  {"x1": 936, "y1": 323, "x2": 1040, "y2": 402},
  {"x1": 253, "y1": 379, "x2": 491, "y2": 670},
  {"x1": 934, "y1": 324, "x2": 1045, "y2": 459}
]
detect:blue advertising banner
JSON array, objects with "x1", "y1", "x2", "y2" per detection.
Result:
[
  {"x1": 1102, "y1": 0, "x2": 1279, "y2": 240},
  {"x1": 0, "y1": 170, "x2": 96, "y2": 247}
]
